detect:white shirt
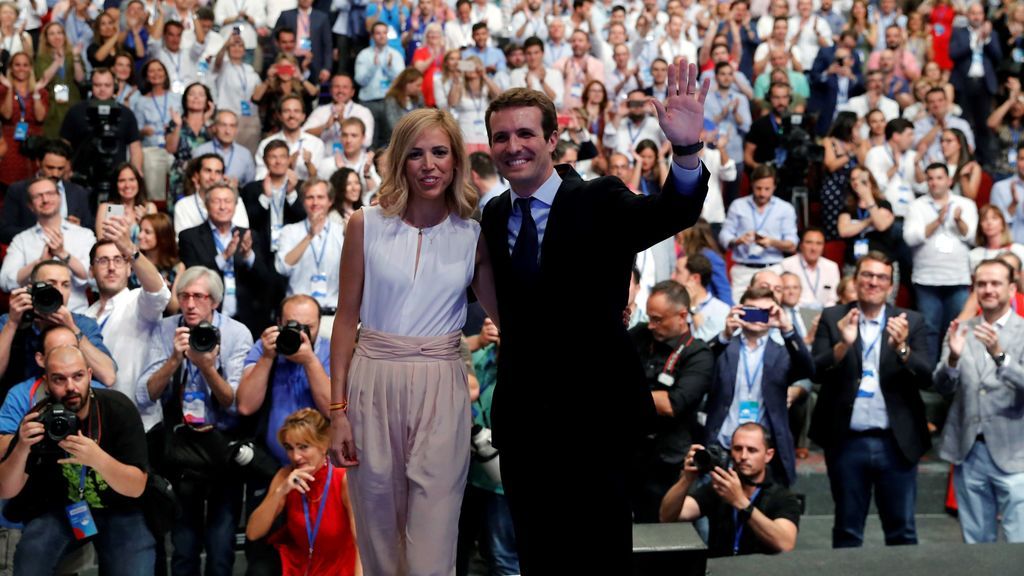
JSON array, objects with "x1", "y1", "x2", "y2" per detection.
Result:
[
  {"x1": 839, "y1": 93, "x2": 900, "y2": 122},
  {"x1": 903, "y1": 193, "x2": 978, "y2": 286},
  {"x1": 660, "y1": 35, "x2": 698, "y2": 66},
  {"x1": 509, "y1": 66, "x2": 564, "y2": 110},
  {"x1": 275, "y1": 219, "x2": 345, "y2": 308},
  {"x1": 304, "y1": 101, "x2": 376, "y2": 153},
  {"x1": 969, "y1": 244, "x2": 1024, "y2": 273},
  {"x1": 691, "y1": 293, "x2": 731, "y2": 342},
  {"x1": 509, "y1": 10, "x2": 548, "y2": 44},
  {"x1": 446, "y1": 18, "x2": 475, "y2": 50},
  {"x1": 0, "y1": 221, "x2": 95, "y2": 312},
  {"x1": 610, "y1": 115, "x2": 667, "y2": 156},
  {"x1": 865, "y1": 144, "x2": 919, "y2": 217},
  {"x1": 778, "y1": 254, "x2": 840, "y2": 308},
  {"x1": 471, "y1": 3, "x2": 503, "y2": 38},
  {"x1": 173, "y1": 194, "x2": 251, "y2": 237},
  {"x1": 85, "y1": 285, "x2": 171, "y2": 431},
  {"x1": 150, "y1": 39, "x2": 206, "y2": 93},
  {"x1": 787, "y1": 14, "x2": 833, "y2": 70},
  {"x1": 214, "y1": 0, "x2": 267, "y2": 50},
  {"x1": 213, "y1": 61, "x2": 261, "y2": 117},
  {"x1": 699, "y1": 147, "x2": 738, "y2": 225},
  {"x1": 254, "y1": 131, "x2": 326, "y2": 180}
]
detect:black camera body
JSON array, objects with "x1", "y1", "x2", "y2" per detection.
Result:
[
  {"x1": 276, "y1": 321, "x2": 311, "y2": 356},
  {"x1": 693, "y1": 444, "x2": 731, "y2": 475},
  {"x1": 189, "y1": 321, "x2": 220, "y2": 352},
  {"x1": 37, "y1": 402, "x2": 79, "y2": 444},
  {"x1": 28, "y1": 282, "x2": 63, "y2": 315}
]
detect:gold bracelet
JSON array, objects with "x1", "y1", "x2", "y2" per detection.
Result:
[{"x1": 329, "y1": 401, "x2": 348, "y2": 412}]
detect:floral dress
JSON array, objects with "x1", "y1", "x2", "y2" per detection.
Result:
[{"x1": 169, "y1": 122, "x2": 210, "y2": 196}]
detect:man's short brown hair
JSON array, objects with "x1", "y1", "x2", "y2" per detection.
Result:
[{"x1": 485, "y1": 88, "x2": 558, "y2": 145}]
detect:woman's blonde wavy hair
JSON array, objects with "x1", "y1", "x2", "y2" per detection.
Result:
[{"x1": 376, "y1": 108, "x2": 477, "y2": 219}]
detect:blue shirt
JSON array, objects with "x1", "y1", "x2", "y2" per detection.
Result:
[
  {"x1": 719, "y1": 196, "x2": 799, "y2": 265},
  {"x1": 463, "y1": 45, "x2": 507, "y2": 74},
  {"x1": 850, "y1": 308, "x2": 890, "y2": 431},
  {"x1": 131, "y1": 92, "x2": 183, "y2": 148},
  {"x1": 703, "y1": 90, "x2": 752, "y2": 162},
  {"x1": 0, "y1": 314, "x2": 112, "y2": 384},
  {"x1": 243, "y1": 338, "x2": 330, "y2": 465},
  {"x1": 719, "y1": 335, "x2": 769, "y2": 447},
  {"x1": 193, "y1": 141, "x2": 257, "y2": 187}
]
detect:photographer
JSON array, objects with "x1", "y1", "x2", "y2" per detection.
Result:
[
  {"x1": 743, "y1": 81, "x2": 792, "y2": 172},
  {"x1": 0, "y1": 258, "x2": 115, "y2": 400},
  {"x1": 236, "y1": 294, "x2": 330, "y2": 575},
  {"x1": 84, "y1": 217, "x2": 171, "y2": 432},
  {"x1": 658, "y1": 423, "x2": 800, "y2": 557},
  {"x1": 704, "y1": 286, "x2": 813, "y2": 487},
  {"x1": 138, "y1": 265, "x2": 254, "y2": 576},
  {"x1": 0, "y1": 345, "x2": 153, "y2": 575},
  {"x1": 59, "y1": 68, "x2": 143, "y2": 191}
]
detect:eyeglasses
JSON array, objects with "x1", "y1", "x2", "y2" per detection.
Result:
[
  {"x1": 178, "y1": 292, "x2": 212, "y2": 303},
  {"x1": 94, "y1": 256, "x2": 127, "y2": 267},
  {"x1": 857, "y1": 271, "x2": 892, "y2": 283}
]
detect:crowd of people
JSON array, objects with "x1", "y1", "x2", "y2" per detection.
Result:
[{"x1": 0, "y1": 0, "x2": 1022, "y2": 574}]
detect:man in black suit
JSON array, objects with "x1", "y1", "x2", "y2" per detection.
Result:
[
  {"x1": 240, "y1": 141, "x2": 306, "y2": 321},
  {"x1": 480, "y1": 59, "x2": 710, "y2": 573},
  {"x1": 273, "y1": 0, "x2": 333, "y2": 85},
  {"x1": 1, "y1": 140, "x2": 95, "y2": 244},
  {"x1": 179, "y1": 181, "x2": 271, "y2": 337},
  {"x1": 949, "y1": 3, "x2": 1001, "y2": 168},
  {"x1": 810, "y1": 251, "x2": 933, "y2": 548}
]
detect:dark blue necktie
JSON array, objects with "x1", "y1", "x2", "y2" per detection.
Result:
[{"x1": 511, "y1": 197, "x2": 539, "y2": 278}]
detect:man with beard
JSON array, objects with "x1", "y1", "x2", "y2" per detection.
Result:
[
  {"x1": 255, "y1": 95, "x2": 325, "y2": 181},
  {"x1": 659, "y1": 422, "x2": 801, "y2": 556},
  {"x1": 744, "y1": 81, "x2": 792, "y2": 171},
  {"x1": 612, "y1": 89, "x2": 669, "y2": 156},
  {"x1": 555, "y1": 29, "x2": 605, "y2": 110}
]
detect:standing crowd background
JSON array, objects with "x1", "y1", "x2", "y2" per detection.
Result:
[{"x1": 0, "y1": 0, "x2": 1023, "y2": 574}]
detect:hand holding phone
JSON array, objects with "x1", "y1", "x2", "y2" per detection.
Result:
[
  {"x1": 106, "y1": 204, "x2": 125, "y2": 217},
  {"x1": 740, "y1": 306, "x2": 771, "y2": 324}
]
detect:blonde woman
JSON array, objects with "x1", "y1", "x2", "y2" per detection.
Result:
[
  {"x1": 446, "y1": 54, "x2": 501, "y2": 152},
  {"x1": 0, "y1": 2, "x2": 32, "y2": 59},
  {"x1": 33, "y1": 20, "x2": 83, "y2": 137},
  {"x1": 0, "y1": 51, "x2": 47, "y2": 185},
  {"x1": 329, "y1": 109, "x2": 497, "y2": 575}
]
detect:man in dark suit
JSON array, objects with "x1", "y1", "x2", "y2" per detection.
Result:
[
  {"x1": 810, "y1": 251, "x2": 933, "y2": 548},
  {"x1": 949, "y1": 3, "x2": 1001, "y2": 167},
  {"x1": 240, "y1": 140, "x2": 306, "y2": 321},
  {"x1": 273, "y1": 0, "x2": 334, "y2": 85},
  {"x1": 807, "y1": 43, "x2": 864, "y2": 137},
  {"x1": 480, "y1": 60, "x2": 710, "y2": 573},
  {"x1": 704, "y1": 286, "x2": 813, "y2": 488},
  {"x1": 179, "y1": 181, "x2": 271, "y2": 338},
  {"x1": 1, "y1": 140, "x2": 94, "y2": 244}
]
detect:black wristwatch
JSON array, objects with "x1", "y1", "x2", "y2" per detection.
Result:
[
  {"x1": 993, "y1": 352, "x2": 1007, "y2": 367},
  {"x1": 738, "y1": 501, "x2": 756, "y2": 522},
  {"x1": 672, "y1": 142, "x2": 704, "y2": 156}
]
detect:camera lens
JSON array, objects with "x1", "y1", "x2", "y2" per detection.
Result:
[
  {"x1": 276, "y1": 327, "x2": 302, "y2": 356},
  {"x1": 189, "y1": 322, "x2": 220, "y2": 352},
  {"x1": 49, "y1": 417, "x2": 70, "y2": 440},
  {"x1": 693, "y1": 449, "x2": 712, "y2": 474},
  {"x1": 31, "y1": 283, "x2": 63, "y2": 315}
]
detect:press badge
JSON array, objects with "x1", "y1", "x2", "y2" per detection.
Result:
[
  {"x1": 657, "y1": 373, "x2": 675, "y2": 387},
  {"x1": 738, "y1": 400, "x2": 759, "y2": 424},
  {"x1": 240, "y1": 101, "x2": 253, "y2": 117},
  {"x1": 14, "y1": 121, "x2": 28, "y2": 141},
  {"x1": 311, "y1": 273, "x2": 328, "y2": 299},
  {"x1": 857, "y1": 369, "x2": 879, "y2": 399},
  {"x1": 271, "y1": 225, "x2": 283, "y2": 252},
  {"x1": 183, "y1": 389, "x2": 207, "y2": 425},
  {"x1": 171, "y1": 80, "x2": 185, "y2": 94},
  {"x1": 224, "y1": 271, "x2": 237, "y2": 296},
  {"x1": 54, "y1": 84, "x2": 69, "y2": 103},
  {"x1": 570, "y1": 83, "x2": 583, "y2": 100},
  {"x1": 300, "y1": 37, "x2": 313, "y2": 52},
  {"x1": 66, "y1": 501, "x2": 98, "y2": 540},
  {"x1": 333, "y1": 142, "x2": 343, "y2": 155},
  {"x1": 853, "y1": 238, "x2": 869, "y2": 259}
]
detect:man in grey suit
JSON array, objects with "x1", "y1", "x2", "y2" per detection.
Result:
[{"x1": 935, "y1": 258, "x2": 1024, "y2": 543}]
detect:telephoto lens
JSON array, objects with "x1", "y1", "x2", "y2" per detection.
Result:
[
  {"x1": 693, "y1": 445, "x2": 730, "y2": 475},
  {"x1": 189, "y1": 321, "x2": 220, "y2": 352},
  {"x1": 29, "y1": 282, "x2": 63, "y2": 315}
]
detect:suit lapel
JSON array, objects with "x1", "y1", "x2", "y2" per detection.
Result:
[{"x1": 539, "y1": 165, "x2": 583, "y2": 273}]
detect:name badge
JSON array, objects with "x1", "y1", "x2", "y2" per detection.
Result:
[
  {"x1": 857, "y1": 371, "x2": 880, "y2": 399},
  {"x1": 171, "y1": 80, "x2": 185, "y2": 94},
  {"x1": 935, "y1": 233, "x2": 956, "y2": 254},
  {"x1": 747, "y1": 243, "x2": 765, "y2": 258},
  {"x1": 197, "y1": 60, "x2": 210, "y2": 74},
  {"x1": 311, "y1": 273, "x2": 328, "y2": 300},
  {"x1": 224, "y1": 271, "x2": 237, "y2": 296},
  {"x1": 66, "y1": 501, "x2": 98, "y2": 540},
  {"x1": 271, "y1": 225, "x2": 283, "y2": 252},
  {"x1": 657, "y1": 373, "x2": 675, "y2": 387},
  {"x1": 300, "y1": 37, "x2": 313, "y2": 52},
  {"x1": 183, "y1": 389, "x2": 207, "y2": 425},
  {"x1": 240, "y1": 101, "x2": 253, "y2": 117},
  {"x1": 738, "y1": 400, "x2": 759, "y2": 424},
  {"x1": 14, "y1": 121, "x2": 29, "y2": 142},
  {"x1": 333, "y1": 142, "x2": 343, "y2": 155},
  {"x1": 1012, "y1": 148, "x2": 1018, "y2": 166},
  {"x1": 853, "y1": 238, "x2": 870, "y2": 259},
  {"x1": 54, "y1": 84, "x2": 70, "y2": 103},
  {"x1": 570, "y1": 82, "x2": 583, "y2": 99}
]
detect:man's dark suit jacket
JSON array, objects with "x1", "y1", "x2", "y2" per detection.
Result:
[
  {"x1": 948, "y1": 27, "x2": 1002, "y2": 96},
  {"x1": 1, "y1": 179, "x2": 95, "y2": 244},
  {"x1": 273, "y1": 8, "x2": 333, "y2": 80},
  {"x1": 178, "y1": 221, "x2": 272, "y2": 338},
  {"x1": 810, "y1": 303, "x2": 933, "y2": 464},
  {"x1": 705, "y1": 331, "x2": 814, "y2": 487},
  {"x1": 240, "y1": 181, "x2": 306, "y2": 316},
  {"x1": 807, "y1": 46, "x2": 864, "y2": 136},
  {"x1": 480, "y1": 163, "x2": 709, "y2": 573}
]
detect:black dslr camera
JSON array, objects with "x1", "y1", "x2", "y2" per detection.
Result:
[
  {"x1": 30, "y1": 402, "x2": 79, "y2": 462},
  {"x1": 27, "y1": 282, "x2": 63, "y2": 315},
  {"x1": 693, "y1": 445, "x2": 730, "y2": 475},
  {"x1": 276, "y1": 321, "x2": 311, "y2": 356},
  {"x1": 189, "y1": 321, "x2": 220, "y2": 352}
]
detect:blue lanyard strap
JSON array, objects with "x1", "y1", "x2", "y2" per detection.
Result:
[
  {"x1": 211, "y1": 227, "x2": 235, "y2": 271},
  {"x1": 152, "y1": 93, "x2": 169, "y2": 127},
  {"x1": 740, "y1": 341, "x2": 765, "y2": 395},
  {"x1": 732, "y1": 487, "x2": 763, "y2": 555},
  {"x1": 306, "y1": 220, "x2": 330, "y2": 272},
  {"x1": 78, "y1": 464, "x2": 88, "y2": 500},
  {"x1": 798, "y1": 258, "x2": 820, "y2": 294},
  {"x1": 859, "y1": 308, "x2": 886, "y2": 363},
  {"x1": 213, "y1": 140, "x2": 236, "y2": 173},
  {"x1": 749, "y1": 199, "x2": 774, "y2": 234},
  {"x1": 302, "y1": 463, "x2": 334, "y2": 559}
]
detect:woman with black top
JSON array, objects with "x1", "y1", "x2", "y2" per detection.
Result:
[{"x1": 836, "y1": 165, "x2": 896, "y2": 272}]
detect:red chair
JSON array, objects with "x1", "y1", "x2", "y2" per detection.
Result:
[{"x1": 823, "y1": 240, "x2": 847, "y2": 270}]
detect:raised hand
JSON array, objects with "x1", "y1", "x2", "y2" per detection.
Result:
[
  {"x1": 838, "y1": 307, "x2": 860, "y2": 346},
  {"x1": 650, "y1": 57, "x2": 710, "y2": 167},
  {"x1": 946, "y1": 319, "x2": 965, "y2": 365}
]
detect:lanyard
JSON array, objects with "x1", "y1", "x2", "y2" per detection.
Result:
[
  {"x1": 306, "y1": 220, "x2": 330, "y2": 272},
  {"x1": 661, "y1": 335, "x2": 694, "y2": 375},
  {"x1": 749, "y1": 199, "x2": 774, "y2": 233},
  {"x1": 798, "y1": 257, "x2": 820, "y2": 294},
  {"x1": 152, "y1": 93, "x2": 169, "y2": 127},
  {"x1": 640, "y1": 176, "x2": 650, "y2": 196},
  {"x1": 740, "y1": 340, "x2": 765, "y2": 395},
  {"x1": 769, "y1": 113, "x2": 783, "y2": 135},
  {"x1": 213, "y1": 140, "x2": 236, "y2": 173},
  {"x1": 234, "y1": 63, "x2": 248, "y2": 94},
  {"x1": 302, "y1": 463, "x2": 334, "y2": 561},
  {"x1": 170, "y1": 51, "x2": 183, "y2": 79},
  {"x1": 269, "y1": 182, "x2": 287, "y2": 226},
  {"x1": 98, "y1": 310, "x2": 113, "y2": 333},
  {"x1": 732, "y1": 487, "x2": 763, "y2": 555},
  {"x1": 15, "y1": 92, "x2": 27, "y2": 122},
  {"x1": 859, "y1": 308, "x2": 885, "y2": 364},
  {"x1": 626, "y1": 119, "x2": 642, "y2": 145},
  {"x1": 211, "y1": 227, "x2": 235, "y2": 271}
]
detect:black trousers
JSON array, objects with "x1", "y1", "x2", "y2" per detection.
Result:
[{"x1": 957, "y1": 77, "x2": 994, "y2": 167}]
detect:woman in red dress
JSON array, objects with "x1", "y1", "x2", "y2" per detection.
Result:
[
  {"x1": 247, "y1": 409, "x2": 360, "y2": 576},
  {"x1": 412, "y1": 23, "x2": 446, "y2": 107},
  {"x1": 928, "y1": 0, "x2": 957, "y2": 72},
  {"x1": 0, "y1": 51, "x2": 48, "y2": 187}
]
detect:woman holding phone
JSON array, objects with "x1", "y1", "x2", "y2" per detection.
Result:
[
  {"x1": 252, "y1": 54, "x2": 318, "y2": 134},
  {"x1": 445, "y1": 55, "x2": 500, "y2": 153},
  {"x1": 95, "y1": 163, "x2": 158, "y2": 240}
]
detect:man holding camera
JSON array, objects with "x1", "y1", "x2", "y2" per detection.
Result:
[
  {"x1": 0, "y1": 177, "x2": 96, "y2": 313},
  {"x1": 628, "y1": 280, "x2": 714, "y2": 523},
  {"x1": 659, "y1": 422, "x2": 800, "y2": 556},
  {"x1": 139, "y1": 265, "x2": 254, "y2": 576},
  {"x1": 84, "y1": 218, "x2": 171, "y2": 432},
  {"x1": 0, "y1": 258, "x2": 115, "y2": 402},
  {"x1": 705, "y1": 286, "x2": 813, "y2": 487},
  {"x1": 59, "y1": 68, "x2": 144, "y2": 182},
  {"x1": 0, "y1": 345, "x2": 154, "y2": 575}
]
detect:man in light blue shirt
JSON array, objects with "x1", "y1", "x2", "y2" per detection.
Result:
[
  {"x1": 990, "y1": 146, "x2": 1024, "y2": 243},
  {"x1": 354, "y1": 21, "x2": 407, "y2": 102},
  {"x1": 463, "y1": 23, "x2": 507, "y2": 75},
  {"x1": 192, "y1": 111, "x2": 257, "y2": 187},
  {"x1": 719, "y1": 165, "x2": 799, "y2": 302}
]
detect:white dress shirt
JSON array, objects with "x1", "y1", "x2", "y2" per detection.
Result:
[
  {"x1": 0, "y1": 221, "x2": 95, "y2": 312},
  {"x1": 275, "y1": 219, "x2": 345, "y2": 308},
  {"x1": 173, "y1": 194, "x2": 251, "y2": 237},
  {"x1": 304, "y1": 101, "x2": 376, "y2": 154},
  {"x1": 903, "y1": 193, "x2": 978, "y2": 287},
  {"x1": 254, "y1": 131, "x2": 326, "y2": 180}
]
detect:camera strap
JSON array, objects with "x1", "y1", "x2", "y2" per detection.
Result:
[
  {"x1": 732, "y1": 486, "x2": 762, "y2": 555},
  {"x1": 659, "y1": 335, "x2": 694, "y2": 385}
]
